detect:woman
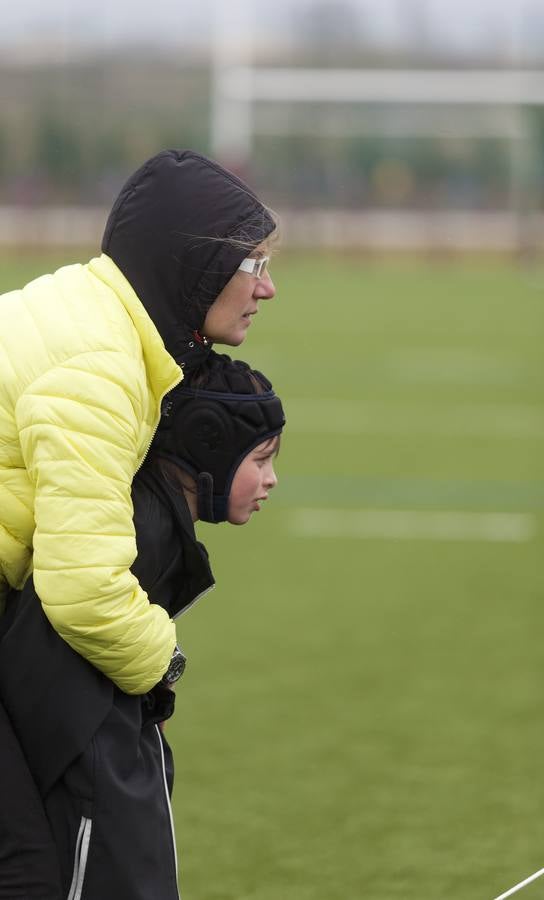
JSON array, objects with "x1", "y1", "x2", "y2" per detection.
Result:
[{"x1": 0, "y1": 149, "x2": 278, "y2": 896}]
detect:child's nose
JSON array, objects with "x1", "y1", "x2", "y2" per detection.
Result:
[
  {"x1": 265, "y1": 466, "x2": 278, "y2": 489},
  {"x1": 253, "y1": 273, "x2": 275, "y2": 301}
]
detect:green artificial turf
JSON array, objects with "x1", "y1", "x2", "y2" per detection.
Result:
[{"x1": 2, "y1": 252, "x2": 544, "y2": 898}]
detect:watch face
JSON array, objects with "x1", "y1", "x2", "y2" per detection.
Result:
[{"x1": 165, "y1": 649, "x2": 186, "y2": 684}]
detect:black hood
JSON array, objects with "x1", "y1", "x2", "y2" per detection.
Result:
[{"x1": 102, "y1": 149, "x2": 275, "y2": 367}]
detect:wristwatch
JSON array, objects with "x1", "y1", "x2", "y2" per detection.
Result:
[{"x1": 161, "y1": 645, "x2": 187, "y2": 686}]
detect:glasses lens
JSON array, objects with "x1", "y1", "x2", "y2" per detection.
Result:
[
  {"x1": 238, "y1": 255, "x2": 269, "y2": 278},
  {"x1": 254, "y1": 257, "x2": 269, "y2": 278}
]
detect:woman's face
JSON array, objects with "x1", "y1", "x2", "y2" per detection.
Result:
[
  {"x1": 202, "y1": 245, "x2": 276, "y2": 346},
  {"x1": 227, "y1": 437, "x2": 279, "y2": 525}
]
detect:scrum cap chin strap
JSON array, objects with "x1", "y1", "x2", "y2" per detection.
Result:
[{"x1": 155, "y1": 386, "x2": 285, "y2": 523}]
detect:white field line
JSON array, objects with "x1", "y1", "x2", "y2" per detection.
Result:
[
  {"x1": 492, "y1": 864, "x2": 544, "y2": 899},
  {"x1": 290, "y1": 509, "x2": 537, "y2": 543},
  {"x1": 285, "y1": 398, "x2": 544, "y2": 439}
]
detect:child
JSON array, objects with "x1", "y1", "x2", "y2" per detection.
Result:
[{"x1": 0, "y1": 351, "x2": 285, "y2": 899}]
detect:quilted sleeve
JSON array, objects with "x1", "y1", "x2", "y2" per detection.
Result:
[{"x1": 15, "y1": 351, "x2": 177, "y2": 695}]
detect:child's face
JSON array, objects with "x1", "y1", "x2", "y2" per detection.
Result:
[
  {"x1": 227, "y1": 437, "x2": 279, "y2": 525},
  {"x1": 202, "y1": 244, "x2": 276, "y2": 347}
]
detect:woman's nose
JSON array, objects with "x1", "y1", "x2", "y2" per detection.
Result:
[
  {"x1": 265, "y1": 465, "x2": 278, "y2": 489},
  {"x1": 254, "y1": 273, "x2": 276, "y2": 301}
]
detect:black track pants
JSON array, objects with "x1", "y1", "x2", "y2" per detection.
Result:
[
  {"x1": 44, "y1": 688, "x2": 180, "y2": 900},
  {"x1": 0, "y1": 701, "x2": 62, "y2": 899}
]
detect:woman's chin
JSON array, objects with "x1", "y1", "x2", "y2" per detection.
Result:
[
  {"x1": 227, "y1": 510, "x2": 252, "y2": 526},
  {"x1": 216, "y1": 329, "x2": 246, "y2": 347}
]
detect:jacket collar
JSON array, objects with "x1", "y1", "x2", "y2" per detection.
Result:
[
  {"x1": 88, "y1": 253, "x2": 182, "y2": 406},
  {"x1": 135, "y1": 462, "x2": 215, "y2": 618}
]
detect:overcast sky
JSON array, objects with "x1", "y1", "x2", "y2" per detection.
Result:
[{"x1": 0, "y1": 0, "x2": 539, "y2": 58}]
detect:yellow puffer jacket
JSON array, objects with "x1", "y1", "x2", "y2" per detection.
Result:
[{"x1": 0, "y1": 254, "x2": 182, "y2": 694}]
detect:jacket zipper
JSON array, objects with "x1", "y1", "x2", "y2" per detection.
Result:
[
  {"x1": 67, "y1": 815, "x2": 92, "y2": 900},
  {"x1": 155, "y1": 724, "x2": 181, "y2": 897},
  {"x1": 135, "y1": 372, "x2": 183, "y2": 476},
  {"x1": 172, "y1": 583, "x2": 215, "y2": 620}
]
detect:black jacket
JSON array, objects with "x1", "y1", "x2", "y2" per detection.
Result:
[{"x1": 0, "y1": 461, "x2": 214, "y2": 795}]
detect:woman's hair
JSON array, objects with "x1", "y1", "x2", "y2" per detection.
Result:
[
  {"x1": 190, "y1": 217, "x2": 280, "y2": 278},
  {"x1": 152, "y1": 352, "x2": 285, "y2": 523},
  {"x1": 222, "y1": 207, "x2": 281, "y2": 256}
]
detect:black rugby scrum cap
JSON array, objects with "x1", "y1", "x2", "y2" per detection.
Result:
[{"x1": 153, "y1": 353, "x2": 285, "y2": 523}]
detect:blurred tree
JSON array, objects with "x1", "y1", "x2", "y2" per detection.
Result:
[
  {"x1": 34, "y1": 113, "x2": 82, "y2": 187},
  {"x1": 0, "y1": 128, "x2": 8, "y2": 180},
  {"x1": 370, "y1": 158, "x2": 415, "y2": 206},
  {"x1": 93, "y1": 132, "x2": 129, "y2": 171}
]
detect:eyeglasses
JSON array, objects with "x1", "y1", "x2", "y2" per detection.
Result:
[{"x1": 238, "y1": 255, "x2": 270, "y2": 279}]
